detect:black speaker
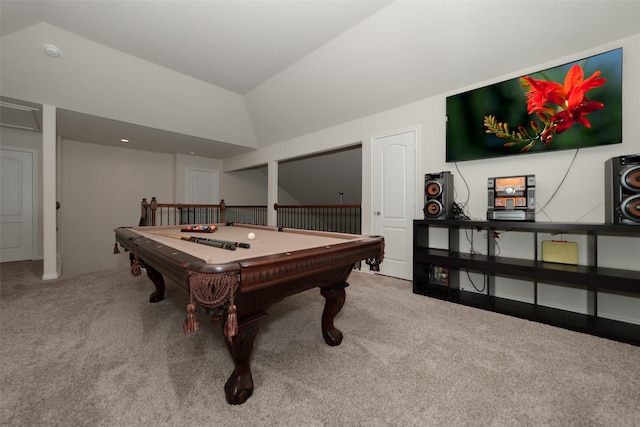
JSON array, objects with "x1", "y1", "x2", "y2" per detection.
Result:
[
  {"x1": 605, "y1": 154, "x2": 640, "y2": 225},
  {"x1": 424, "y1": 171, "x2": 454, "y2": 219}
]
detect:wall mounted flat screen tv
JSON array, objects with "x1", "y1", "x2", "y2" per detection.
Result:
[{"x1": 446, "y1": 48, "x2": 622, "y2": 162}]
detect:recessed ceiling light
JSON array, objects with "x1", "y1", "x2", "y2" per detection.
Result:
[
  {"x1": 43, "y1": 44, "x2": 61, "y2": 58},
  {"x1": 120, "y1": 138, "x2": 129, "y2": 143},
  {"x1": 189, "y1": 152, "x2": 196, "y2": 155}
]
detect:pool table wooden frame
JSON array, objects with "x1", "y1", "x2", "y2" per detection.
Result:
[{"x1": 115, "y1": 223, "x2": 384, "y2": 404}]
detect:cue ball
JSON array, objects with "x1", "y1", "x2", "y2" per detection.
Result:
[{"x1": 247, "y1": 232, "x2": 256, "y2": 240}]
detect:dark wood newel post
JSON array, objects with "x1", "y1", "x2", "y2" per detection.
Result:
[
  {"x1": 139, "y1": 198, "x2": 148, "y2": 226},
  {"x1": 149, "y1": 197, "x2": 158, "y2": 226},
  {"x1": 220, "y1": 199, "x2": 226, "y2": 223}
]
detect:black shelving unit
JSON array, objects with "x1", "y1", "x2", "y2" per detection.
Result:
[{"x1": 413, "y1": 219, "x2": 640, "y2": 345}]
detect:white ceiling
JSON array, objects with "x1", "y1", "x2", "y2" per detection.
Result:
[
  {"x1": 0, "y1": 0, "x2": 392, "y2": 94},
  {"x1": 2, "y1": 1, "x2": 640, "y2": 159}
]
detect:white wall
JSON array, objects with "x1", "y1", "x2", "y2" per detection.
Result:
[
  {"x1": 219, "y1": 167, "x2": 269, "y2": 206},
  {"x1": 278, "y1": 147, "x2": 362, "y2": 205},
  {"x1": 0, "y1": 23, "x2": 257, "y2": 148},
  {"x1": 59, "y1": 140, "x2": 174, "y2": 276}
]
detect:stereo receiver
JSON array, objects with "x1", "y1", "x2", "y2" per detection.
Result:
[{"x1": 487, "y1": 175, "x2": 535, "y2": 221}]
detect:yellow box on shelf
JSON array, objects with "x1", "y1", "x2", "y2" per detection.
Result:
[{"x1": 541, "y1": 240, "x2": 578, "y2": 265}]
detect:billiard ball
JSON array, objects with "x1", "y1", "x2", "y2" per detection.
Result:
[{"x1": 247, "y1": 232, "x2": 256, "y2": 240}]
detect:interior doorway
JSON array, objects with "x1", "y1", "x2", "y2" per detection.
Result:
[
  {"x1": 371, "y1": 128, "x2": 418, "y2": 280},
  {"x1": 186, "y1": 168, "x2": 219, "y2": 203},
  {"x1": 1, "y1": 148, "x2": 35, "y2": 262}
]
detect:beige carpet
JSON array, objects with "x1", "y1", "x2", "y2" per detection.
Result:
[{"x1": 1, "y1": 260, "x2": 639, "y2": 426}]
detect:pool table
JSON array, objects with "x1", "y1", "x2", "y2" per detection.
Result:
[{"x1": 114, "y1": 223, "x2": 384, "y2": 404}]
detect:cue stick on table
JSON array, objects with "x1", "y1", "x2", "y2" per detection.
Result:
[
  {"x1": 153, "y1": 232, "x2": 238, "y2": 251},
  {"x1": 183, "y1": 234, "x2": 251, "y2": 249}
]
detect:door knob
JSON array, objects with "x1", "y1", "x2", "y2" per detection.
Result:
[{"x1": 375, "y1": 211, "x2": 381, "y2": 216}]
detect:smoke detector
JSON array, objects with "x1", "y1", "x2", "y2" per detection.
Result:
[{"x1": 43, "y1": 44, "x2": 61, "y2": 57}]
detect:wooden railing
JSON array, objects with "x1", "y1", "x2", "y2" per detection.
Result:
[
  {"x1": 138, "y1": 198, "x2": 362, "y2": 234},
  {"x1": 274, "y1": 203, "x2": 361, "y2": 234},
  {"x1": 223, "y1": 204, "x2": 268, "y2": 226},
  {"x1": 138, "y1": 198, "x2": 267, "y2": 226}
]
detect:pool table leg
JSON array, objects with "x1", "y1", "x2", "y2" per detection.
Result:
[
  {"x1": 223, "y1": 314, "x2": 264, "y2": 405},
  {"x1": 320, "y1": 282, "x2": 349, "y2": 346},
  {"x1": 145, "y1": 264, "x2": 165, "y2": 303}
]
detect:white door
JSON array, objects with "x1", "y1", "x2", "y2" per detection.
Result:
[
  {"x1": 372, "y1": 128, "x2": 417, "y2": 280},
  {"x1": 187, "y1": 168, "x2": 219, "y2": 203},
  {"x1": 1, "y1": 148, "x2": 34, "y2": 262}
]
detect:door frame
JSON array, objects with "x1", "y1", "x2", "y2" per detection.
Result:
[
  {"x1": 1, "y1": 146, "x2": 39, "y2": 261},
  {"x1": 370, "y1": 126, "x2": 421, "y2": 279}
]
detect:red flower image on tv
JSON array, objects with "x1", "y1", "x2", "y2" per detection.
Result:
[{"x1": 484, "y1": 64, "x2": 606, "y2": 152}]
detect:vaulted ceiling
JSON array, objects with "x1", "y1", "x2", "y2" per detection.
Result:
[
  {"x1": 1, "y1": 0, "x2": 392, "y2": 95},
  {"x1": 2, "y1": 1, "x2": 640, "y2": 159}
]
